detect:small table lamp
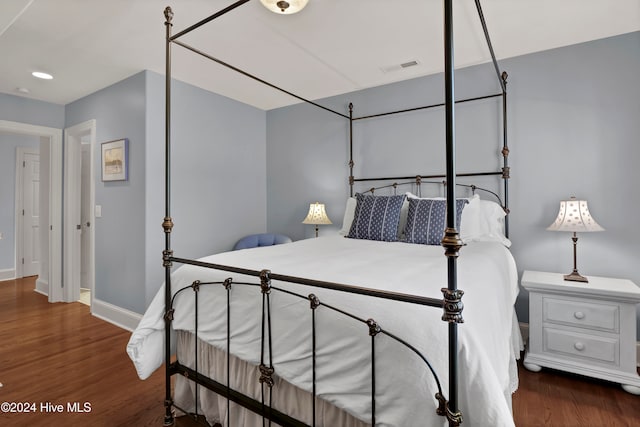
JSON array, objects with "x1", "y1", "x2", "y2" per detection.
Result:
[
  {"x1": 302, "y1": 202, "x2": 332, "y2": 237},
  {"x1": 547, "y1": 197, "x2": 604, "y2": 283}
]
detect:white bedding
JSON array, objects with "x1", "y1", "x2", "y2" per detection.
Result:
[{"x1": 128, "y1": 235, "x2": 521, "y2": 426}]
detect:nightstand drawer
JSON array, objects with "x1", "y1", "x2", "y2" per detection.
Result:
[
  {"x1": 543, "y1": 297, "x2": 619, "y2": 332},
  {"x1": 543, "y1": 327, "x2": 618, "y2": 365}
]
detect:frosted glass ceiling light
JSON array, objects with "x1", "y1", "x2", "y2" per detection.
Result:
[{"x1": 261, "y1": 0, "x2": 309, "y2": 14}]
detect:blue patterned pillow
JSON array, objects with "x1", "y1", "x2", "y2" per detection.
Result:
[
  {"x1": 404, "y1": 198, "x2": 468, "y2": 245},
  {"x1": 347, "y1": 193, "x2": 406, "y2": 242}
]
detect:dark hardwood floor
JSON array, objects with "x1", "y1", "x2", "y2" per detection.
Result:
[{"x1": 0, "y1": 277, "x2": 638, "y2": 426}]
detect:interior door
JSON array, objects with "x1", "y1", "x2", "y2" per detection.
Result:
[
  {"x1": 22, "y1": 151, "x2": 40, "y2": 277},
  {"x1": 63, "y1": 120, "x2": 95, "y2": 304},
  {"x1": 80, "y1": 143, "x2": 91, "y2": 291},
  {"x1": 63, "y1": 133, "x2": 81, "y2": 302}
]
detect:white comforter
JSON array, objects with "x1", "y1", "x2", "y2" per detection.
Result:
[{"x1": 128, "y1": 235, "x2": 521, "y2": 426}]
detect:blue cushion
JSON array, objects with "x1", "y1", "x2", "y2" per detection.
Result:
[
  {"x1": 347, "y1": 193, "x2": 406, "y2": 242},
  {"x1": 404, "y1": 198, "x2": 468, "y2": 245},
  {"x1": 233, "y1": 233, "x2": 292, "y2": 250}
]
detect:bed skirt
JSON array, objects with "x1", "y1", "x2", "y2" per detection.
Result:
[{"x1": 174, "y1": 330, "x2": 371, "y2": 427}]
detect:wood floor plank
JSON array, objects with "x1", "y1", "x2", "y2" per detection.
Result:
[
  {"x1": 513, "y1": 352, "x2": 640, "y2": 426},
  {"x1": 1, "y1": 277, "x2": 638, "y2": 426},
  {"x1": 0, "y1": 277, "x2": 168, "y2": 426}
]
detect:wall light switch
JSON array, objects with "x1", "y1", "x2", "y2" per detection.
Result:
[
  {"x1": 95, "y1": 205, "x2": 102, "y2": 218},
  {"x1": 0, "y1": 232, "x2": 3, "y2": 239}
]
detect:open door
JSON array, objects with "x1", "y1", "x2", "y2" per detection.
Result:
[{"x1": 63, "y1": 120, "x2": 96, "y2": 304}]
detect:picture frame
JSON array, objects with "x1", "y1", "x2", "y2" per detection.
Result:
[{"x1": 101, "y1": 138, "x2": 129, "y2": 182}]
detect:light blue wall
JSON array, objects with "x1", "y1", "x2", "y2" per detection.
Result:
[
  {"x1": 0, "y1": 133, "x2": 40, "y2": 270},
  {"x1": 144, "y1": 71, "x2": 267, "y2": 306},
  {"x1": 65, "y1": 72, "x2": 147, "y2": 312},
  {"x1": 65, "y1": 71, "x2": 267, "y2": 313},
  {"x1": 2, "y1": 71, "x2": 266, "y2": 314},
  {"x1": 266, "y1": 32, "x2": 640, "y2": 337},
  {"x1": 267, "y1": 65, "x2": 503, "y2": 240},
  {"x1": 505, "y1": 32, "x2": 640, "y2": 334},
  {"x1": 0, "y1": 93, "x2": 65, "y2": 129}
]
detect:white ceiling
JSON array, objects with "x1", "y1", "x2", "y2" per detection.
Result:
[{"x1": 1, "y1": 0, "x2": 639, "y2": 110}]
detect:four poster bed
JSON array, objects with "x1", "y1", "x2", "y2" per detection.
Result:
[{"x1": 127, "y1": 1, "x2": 519, "y2": 426}]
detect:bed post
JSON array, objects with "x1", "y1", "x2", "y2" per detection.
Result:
[
  {"x1": 474, "y1": 0, "x2": 510, "y2": 237},
  {"x1": 440, "y1": 0, "x2": 464, "y2": 426},
  {"x1": 348, "y1": 102, "x2": 354, "y2": 197},
  {"x1": 501, "y1": 71, "x2": 510, "y2": 238},
  {"x1": 162, "y1": 6, "x2": 175, "y2": 426}
]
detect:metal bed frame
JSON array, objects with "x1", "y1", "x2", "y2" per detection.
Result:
[{"x1": 160, "y1": 1, "x2": 509, "y2": 426}]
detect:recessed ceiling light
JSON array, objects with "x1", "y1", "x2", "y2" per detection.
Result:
[
  {"x1": 17, "y1": 87, "x2": 30, "y2": 94},
  {"x1": 32, "y1": 71, "x2": 53, "y2": 80}
]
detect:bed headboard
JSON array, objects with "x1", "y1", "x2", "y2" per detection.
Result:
[{"x1": 346, "y1": 75, "x2": 510, "y2": 237}]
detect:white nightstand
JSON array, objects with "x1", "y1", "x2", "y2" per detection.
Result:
[{"x1": 522, "y1": 270, "x2": 640, "y2": 394}]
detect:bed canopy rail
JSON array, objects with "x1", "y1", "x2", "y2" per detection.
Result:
[
  {"x1": 162, "y1": 1, "x2": 508, "y2": 426},
  {"x1": 167, "y1": 0, "x2": 349, "y2": 121},
  {"x1": 351, "y1": 92, "x2": 503, "y2": 122}
]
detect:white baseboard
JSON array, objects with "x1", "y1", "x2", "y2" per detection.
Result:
[
  {"x1": 0, "y1": 268, "x2": 16, "y2": 281},
  {"x1": 519, "y1": 322, "x2": 639, "y2": 368},
  {"x1": 34, "y1": 278, "x2": 48, "y2": 296},
  {"x1": 91, "y1": 298, "x2": 142, "y2": 332}
]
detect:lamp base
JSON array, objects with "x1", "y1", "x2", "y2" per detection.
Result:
[{"x1": 564, "y1": 270, "x2": 588, "y2": 283}]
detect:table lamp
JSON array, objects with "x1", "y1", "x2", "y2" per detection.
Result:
[
  {"x1": 547, "y1": 197, "x2": 604, "y2": 283},
  {"x1": 302, "y1": 202, "x2": 332, "y2": 237}
]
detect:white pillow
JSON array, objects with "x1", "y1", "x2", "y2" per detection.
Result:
[
  {"x1": 339, "y1": 197, "x2": 357, "y2": 235},
  {"x1": 397, "y1": 198, "x2": 410, "y2": 239},
  {"x1": 461, "y1": 194, "x2": 511, "y2": 247},
  {"x1": 460, "y1": 194, "x2": 482, "y2": 240}
]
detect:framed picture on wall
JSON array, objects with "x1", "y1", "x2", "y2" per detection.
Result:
[{"x1": 101, "y1": 138, "x2": 129, "y2": 181}]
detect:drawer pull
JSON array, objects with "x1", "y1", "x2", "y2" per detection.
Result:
[
  {"x1": 574, "y1": 342, "x2": 585, "y2": 351},
  {"x1": 573, "y1": 311, "x2": 585, "y2": 320}
]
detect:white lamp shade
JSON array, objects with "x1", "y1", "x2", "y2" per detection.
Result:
[
  {"x1": 547, "y1": 198, "x2": 604, "y2": 233},
  {"x1": 260, "y1": 0, "x2": 309, "y2": 14},
  {"x1": 302, "y1": 202, "x2": 332, "y2": 225}
]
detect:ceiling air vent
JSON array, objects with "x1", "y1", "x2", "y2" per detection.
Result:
[
  {"x1": 380, "y1": 60, "x2": 420, "y2": 73},
  {"x1": 400, "y1": 60, "x2": 419, "y2": 68}
]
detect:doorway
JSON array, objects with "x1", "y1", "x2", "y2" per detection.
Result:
[{"x1": 0, "y1": 120, "x2": 62, "y2": 301}]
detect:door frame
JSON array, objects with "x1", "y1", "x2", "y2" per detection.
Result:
[
  {"x1": 64, "y1": 120, "x2": 96, "y2": 305},
  {"x1": 0, "y1": 120, "x2": 62, "y2": 302}
]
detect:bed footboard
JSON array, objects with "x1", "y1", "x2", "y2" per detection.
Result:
[{"x1": 164, "y1": 268, "x2": 457, "y2": 427}]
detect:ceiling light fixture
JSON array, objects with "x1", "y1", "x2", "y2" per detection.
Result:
[
  {"x1": 17, "y1": 87, "x2": 30, "y2": 94},
  {"x1": 260, "y1": 0, "x2": 309, "y2": 14},
  {"x1": 32, "y1": 71, "x2": 53, "y2": 80}
]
